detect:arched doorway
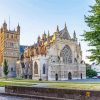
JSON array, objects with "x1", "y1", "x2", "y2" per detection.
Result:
[
  {"x1": 81, "y1": 73, "x2": 82, "y2": 79},
  {"x1": 55, "y1": 73, "x2": 58, "y2": 81},
  {"x1": 68, "y1": 72, "x2": 72, "y2": 80},
  {"x1": 43, "y1": 64, "x2": 46, "y2": 74}
]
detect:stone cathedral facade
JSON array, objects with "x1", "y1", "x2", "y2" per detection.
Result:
[
  {"x1": 0, "y1": 21, "x2": 20, "y2": 77},
  {"x1": 18, "y1": 23, "x2": 86, "y2": 81}
]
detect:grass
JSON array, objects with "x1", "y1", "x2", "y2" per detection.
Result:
[
  {"x1": 47, "y1": 83, "x2": 100, "y2": 90},
  {"x1": 0, "y1": 78, "x2": 100, "y2": 90},
  {"x1": 0, "y1": 81, "x2": 35, "y2": 87},
  {"x1": 0, "y1": 78, "x2": 37, "y2": 87},
  {"x1": 0, "y1": 78, "x2": 56, "y2": 83}
]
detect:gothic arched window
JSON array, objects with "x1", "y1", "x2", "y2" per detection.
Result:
[
  {"x1": 43, "y1": 64, "x2": 46, "y2": 74},
  {"x1": 60, "y1": 45, "x2": 72, "y2": 64},
  {"x1": 34, "y1": 62, "x2": 38, "y2": 74}
]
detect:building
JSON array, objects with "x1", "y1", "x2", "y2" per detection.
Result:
[
  {"x1": 17, "y1": 23, "x2": 86, "y2": 81},
  {"x1": 0, "y1": 21, "x2": 20, "y2": 77}
]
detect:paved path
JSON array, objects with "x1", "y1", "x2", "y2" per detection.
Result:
[
  {"x1": 63, "y1": 78, "x2": 100, "y2": 82},
  {"x1": 0, "y1": 87, "x2": 5, "y2": 93},
  {"x1": 32, "y1": 83, "x2": 48, "y2": 87},
  {"x1": 0, "y1": 95, "x2": 42, "y2": 100},
  {"x1": 0, "y1": 95, "x2": 73, "y2": 100}
]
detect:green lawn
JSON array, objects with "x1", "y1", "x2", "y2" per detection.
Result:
[
  {"x1": 0, "y1": 78, "x2": 36, "y2": 86},
  {"x1": 0, "y1": 78, "x2": 100, "y2": 90},
  {"x1": 47, "y1": 83, "x2": 100, "y2": 90},
  {"x1": 0, "y1": 81, "x2": 35, "y2": 87}
]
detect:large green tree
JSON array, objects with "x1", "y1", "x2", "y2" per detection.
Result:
[
  {"x1": 86, "y1": 68, "x2": 97, "y2": 78},
  {"x1": 84, "y1": 0, "x2": 100, "y2": 63},
  {"x1": 3, "y1": 59, "x2": 9, "y2": 79}
]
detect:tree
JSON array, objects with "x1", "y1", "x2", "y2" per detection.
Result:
[
  {"x1": 86, "y1": 68, "x2": 97, "y2": 78},
  {"x1": 3, "y1": 59, "x2": 9, "y2": 79},
  {"x1": 83, "y1": 0, "x2": 100, "y2": 63}
]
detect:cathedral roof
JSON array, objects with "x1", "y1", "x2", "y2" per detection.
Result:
[
  {"x1": 58, "y1": 24, "x2": 71, "y2": 40},
  {"x1": 23, "y1": 23, "x2": 77, "y2": 58}
]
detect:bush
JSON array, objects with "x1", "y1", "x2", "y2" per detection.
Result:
[{"x1": 86, "y1": 68, "x2": 97, "y2": 78}]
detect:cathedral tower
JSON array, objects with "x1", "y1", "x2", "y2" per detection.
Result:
[{"x1": 0, "y1": 21, "x2": 20, "y2": 77}]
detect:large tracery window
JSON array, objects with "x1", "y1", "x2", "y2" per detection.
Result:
[
  {"x1": 60, "y1": 45, "x2": 72, "y2": 64},
  {"x1": 34, "y1": 62, "x2": 38, "y2": 74}
]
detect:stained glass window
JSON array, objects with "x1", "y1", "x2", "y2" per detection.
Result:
[{"x1": 60, "y1": 45, "x2": 72, "y2": 64}]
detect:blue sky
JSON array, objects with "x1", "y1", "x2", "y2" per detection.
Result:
[{"x1": 0, "y1": 0, "x2": 95, "y2": 63}]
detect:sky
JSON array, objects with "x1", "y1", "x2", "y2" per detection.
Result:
[{"x1": 0, "y1": 0, "x2": 95, "y2": 64}]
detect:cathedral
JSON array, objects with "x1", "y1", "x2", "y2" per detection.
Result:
[{"x1": 17, "y1": 23, "x2": 86, "y2": 81}]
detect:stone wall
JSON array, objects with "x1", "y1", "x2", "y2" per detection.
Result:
[{"x1": 5, "y1": 86, "x2": 100, "y2": 100}]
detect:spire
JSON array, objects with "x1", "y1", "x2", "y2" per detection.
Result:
[
  {"x1": 37, "y1": 35, "x2": 41, "y2": 46},
  {"x1": 65, "y1": 22, "x2": 67, "y2": 30},
  {"x1": 44, "y1": 30, "x2": 46, "y2": 38},
  {"x1": 79, "y1": 42, "x2": 81, "y2": 46},
  {"x1": 73, "y1": 30, "x2": 77, "y2": 41},
  {"x1": 48, "y1": 30, "x2": 50, "y2": 37},
  {"x1": 34, "y1": 42, "x2": 36, "y2": 48},
  {"x1": 38, "y1": 35, "x2": 40, "y2": 40},
  {"x1": 56, "y1": 25, "x2": 59, "y2": 32},
  {"x1": 60, "y1": 22, "x2": 71, "y2": 40},
  {"x1": 79, "y1": 42, "x2": 81, "y2": 50},
  {"x1": 73, "y1": 30, "x2": 76, "y2": 38},
  {"x1": 18, "y1": 23, "x2": 20, "y2": 27},
  {"x1": 3, "y1": 20, "x2": 7, "y2": 31},
  {"x1": 44, "y1": 30, "x2": 46, "y2": 34},
  {"x1": 47, "y1": 30, "x2": 50, "y2": 45},
  {"x1": 17, "y1": 23, "x2": 20, "y2": 34}
]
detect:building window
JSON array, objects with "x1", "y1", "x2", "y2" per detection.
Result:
[
  {"x1": 7, "y1": 34, "x2": 9, "y2": 38},
  {"x1": 60, "y1": 45, "x2": 72, "y2": 64},
  {"x1": 34, "y1": 62, "x2": 38, "y2": 74},
  {"x1": 11, "y1": 35, "x2": 13, "y2": 39},
  {"x1": 43, "y1": 64, "x2": 46, "y2": 74}
]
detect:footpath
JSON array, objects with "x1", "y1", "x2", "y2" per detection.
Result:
[{"x1": 0, "y1": 87, "x2": 5, "y2": 93}]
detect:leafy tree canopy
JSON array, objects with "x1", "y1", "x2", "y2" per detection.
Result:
[{"x1": 83, "y1": 0, "x2": 100, "y2": 63}]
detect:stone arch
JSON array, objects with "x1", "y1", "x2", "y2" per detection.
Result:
[
  {"x1": 68, "y1": 72, "x2": 72, "y2": 80},
  {"x1": 43, "y1": 64, "x2": 46, "y2": 74},
  {"x1": 60, "y1": 45, "x2": 72, "y2": 64},
  {"x1": 34, "y1": 62, "x2": 38, "y2": 74},
  {"x1": 55, "y1": 73, "x2": 58, "y2": 81}
]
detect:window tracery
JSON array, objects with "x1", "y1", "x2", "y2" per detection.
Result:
[{"x1": 60, "y1": 45, "x2": 72, "y2": 64}]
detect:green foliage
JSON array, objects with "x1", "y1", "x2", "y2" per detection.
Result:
[
  {"x1": 86, "y1": 68, "x2": 97, "y2": 78},
  {"x1": 83, "y1": 0, "x2": 100, "y2": 63},
  {"x1": 3, "y1": 59, "x2": 9, "y2": 78}
]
